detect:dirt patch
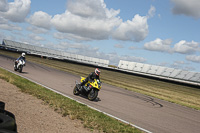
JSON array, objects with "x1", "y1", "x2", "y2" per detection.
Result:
[{"x1": 0, "y1": 79, "x2": 100, "y2": 133}]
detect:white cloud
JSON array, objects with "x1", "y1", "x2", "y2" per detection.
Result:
[
  {"x1": 29, "y1": 34, "x2": 45, "y2": 41},
  {"x1": 173, "y1": 40, "x2": 199, "y2": 54},
  {"x1": 0, "y1": 23, "x2": 22, "y2": 31},
  {"x1": 0, "y1": 32, "x2": 16, "y2": 41},
  {"x1": 67, "y1": 0, "x2": 119, "y2": 19},
  {"x1": 0, "y1": 17, "x2": 7, "y2": 24},
  {"x1": 112, "y1": 14, "x2": 148, "y2": 42},
  {"x1": 171, "y1": 0, "x2": 200, "y2": 18},
  {"x1": 0, "y1": 0, "x2": 9, "y2": 12},
  {"x1": 186, "y1": 55, "x2": 200, "y2": 63},
  {"x1": 27, "y1": 11, "x2": 52, "y2": 30},
  {"x1": 0, "y1": 0, "x2": 31, "y2": 22},
  {"x1": 112, "y1": 6, "x2": 155, "y2": 42},
  {"x1": 144, "y1": 39, "x2": 200, "y2": 55},
  {"x1": 51, "y1": 12, "x2": 121, "y2": 40},
  {"x1": 147, "y1": 5, "x2": 156, "y2": 18},
  {"x1": 0, "y1": 14, "x2": 22, "y2": 31},
  {"x1": 53, "y1": 32, "x2": 93, "y2": 42},
  {"x1": 144, "y1": 38, "x2": 173, "y2": 52},
  {"x1": 0, "y1": 17, "x2": 21, "y2": 31},
  {"x1": 26, "y1": 26, "x2": 48, "y2": 34},
  {"x1": 51, "y1": 0, "x2": 121, "y2": 40},
  {"x1": 50, "y1": 0, "x2": 153, "y2": 42}
]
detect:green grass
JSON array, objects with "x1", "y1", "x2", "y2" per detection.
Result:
[
  {"x1": 1, "y1": 49, "x2": 200, "y2": 111},
  {"x1": 0, "y1": 67, "x2": 142, "y2": 133}
]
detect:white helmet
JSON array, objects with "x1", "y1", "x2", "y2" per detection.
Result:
[
  {"x1": 22, "y1": 53, "x2": 25, "y2": 57},
  {"x1": 95, "y1": 68, "x2": 100, "y2": 76}
]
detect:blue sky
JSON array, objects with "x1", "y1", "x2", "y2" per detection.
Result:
[{"x1": 0, "y1": 0, "x2": 200, "y2": 72}]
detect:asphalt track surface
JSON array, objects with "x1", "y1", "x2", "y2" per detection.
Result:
[{"x1": 0, "y1": 55, "x2": 200, "y2": 133}]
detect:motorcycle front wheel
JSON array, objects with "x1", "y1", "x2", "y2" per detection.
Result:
[
  {"x1": 88, "y1": 89, "x2": 98, "y2": 101},
  {"x1": 73, "y1": 86, "x2": 80, "y2": 95},
  {"x1": 19, "y1": 65, "x2": 23, "y2": 73}
]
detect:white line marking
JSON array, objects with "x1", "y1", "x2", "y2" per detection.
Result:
[{"x1": 0, "y1": 66, "x2": 152, "y2": 133}]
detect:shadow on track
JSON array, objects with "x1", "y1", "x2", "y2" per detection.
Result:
[
  {"x1": 20, "y1": 72, "x2": 29, "y2": 74},
  {"x1": 76, "y1": 94, "x2": 101, "y2": 102}
]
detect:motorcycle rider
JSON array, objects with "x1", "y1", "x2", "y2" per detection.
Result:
[
  {"x1": 15, "y1": 53, "x2": 26, "y2": 69},
  {"x1": 79, "y1": 68, "x2": 101, "y2": 91}
]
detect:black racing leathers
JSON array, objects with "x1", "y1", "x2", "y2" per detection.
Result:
[{"x1": 81, "y1": 72, "x2": 100, "y2": 86}]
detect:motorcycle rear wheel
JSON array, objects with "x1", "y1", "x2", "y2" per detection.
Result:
[{"x1": 88, "y1": 89, "x2": 98, "y2": 101}]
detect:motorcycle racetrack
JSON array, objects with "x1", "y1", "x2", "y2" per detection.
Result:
[{"x1": 0, "y1": 53, "x2": 200, "y2": 133}]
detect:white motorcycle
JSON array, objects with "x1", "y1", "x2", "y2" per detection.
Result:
[{"x1": 14, "y1": 59, "x2": 25, "y2": 73}]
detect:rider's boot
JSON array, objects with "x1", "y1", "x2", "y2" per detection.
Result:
[
  {"x1": 78, "y1": 81, "x2": 86, "y2": 92},
  {"x1": 77, "y1": 84, "x2": 82, "y2": 91},
  {"x1": 17, "y1": 63, "x2": 20, "y2": 68},
  {"x1": 14, "y1": 61, "x2": 18, "y2": 69}
]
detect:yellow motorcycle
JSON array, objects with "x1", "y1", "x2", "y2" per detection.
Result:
[{"x1": 73, "y1": 77, "x2": 102, "y2": 101}]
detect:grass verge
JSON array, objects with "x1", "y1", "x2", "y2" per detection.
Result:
[
  {"x1": 0, "y1": 67, "x2": 142, "y2": 133},
  {"x1": 0, "y1": 49, "x2": 200, "y2": 111}
]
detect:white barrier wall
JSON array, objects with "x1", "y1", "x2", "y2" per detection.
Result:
[
  {"x1": 118, "y1": 60, "x2": 200, "y2": 84},
  {"x1": 1, "y1": 39, "x2": 109, "y2": 67}
]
